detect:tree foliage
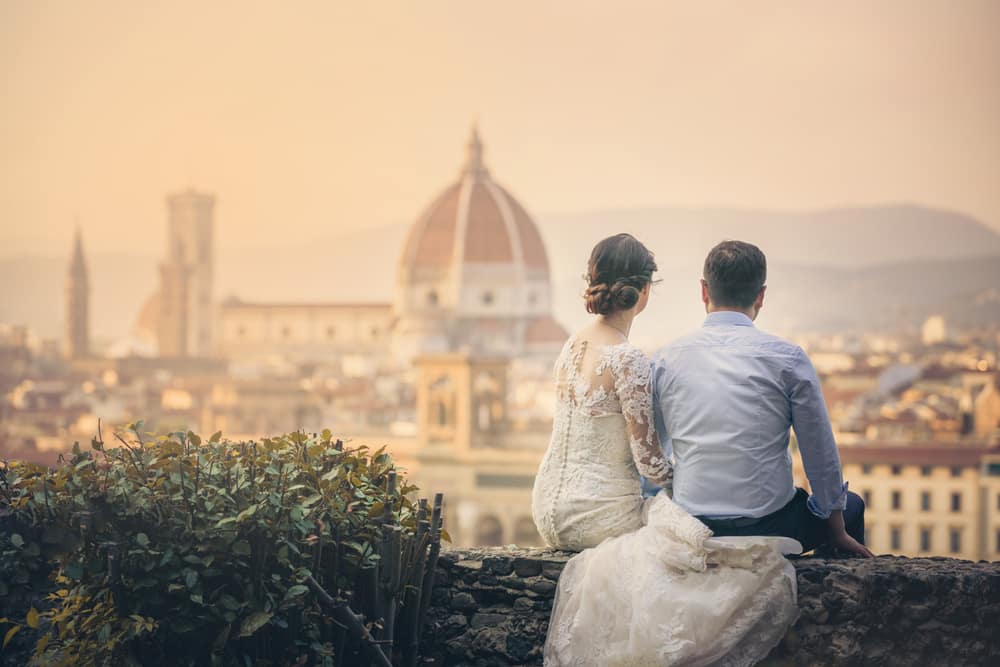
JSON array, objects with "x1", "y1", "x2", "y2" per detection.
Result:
[{"x1": 0, "y1": 426, "x2": 431, "y2": 666}]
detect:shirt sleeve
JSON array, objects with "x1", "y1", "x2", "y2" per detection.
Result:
[
  {"x1": 613, "y1": 346, "x2": 674, "y2": 492},
  {"x1": 652, "y1": 359, "x2": 673, "y2": 459},
  {"x1": 785, "y1": 346, "x2": 848, "y2": 519}
]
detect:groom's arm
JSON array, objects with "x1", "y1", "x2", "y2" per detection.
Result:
[{"x1": 785, "y1": 346, "x2": 848, "y2": 519}]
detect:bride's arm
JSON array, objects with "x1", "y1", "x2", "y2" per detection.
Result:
[{"x1": 613, "y1": 347, "x2": 674, "y2": 491}]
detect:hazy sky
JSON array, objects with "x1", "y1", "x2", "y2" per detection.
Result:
[{"x1": 2, "y1": 0, "x2": 999, "y2": 257}]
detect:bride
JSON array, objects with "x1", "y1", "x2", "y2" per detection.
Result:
[{"x1": 531, "y1": 234, "x2": 799, "y2": 666}]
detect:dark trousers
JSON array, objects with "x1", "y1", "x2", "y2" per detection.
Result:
[{"x1": 696, "y1": 488, "x2": 866, "y2": 555}]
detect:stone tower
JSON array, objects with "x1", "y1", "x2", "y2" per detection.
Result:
[
  {"x1": 158, "y1": 189, "x2": 215, "y2": 357},
  {"x1": 65, "y1": 226, "x2": 89, "y2": 359},
  {"x1": 414, "y1": 353, "x2": 509, "y2": 451}
]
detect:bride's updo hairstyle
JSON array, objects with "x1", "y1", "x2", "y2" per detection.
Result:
[{"x1": 584, "y1": 233, "x2": 658, "y2": 315}]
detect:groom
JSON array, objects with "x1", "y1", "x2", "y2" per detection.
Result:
[{"x1": 647, "y1": 240, "x2": 872, "y2": 558}]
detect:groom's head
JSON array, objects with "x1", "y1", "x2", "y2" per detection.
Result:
[{"x1": 701, "y1": 241, "x2": 767, "y2": 319}]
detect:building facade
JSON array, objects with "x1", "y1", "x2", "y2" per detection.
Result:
[
  {"x1": 217, "y1": 300, "x2": 393, "y2": 364},
  {"x1": 842, "y1": 443, "x2": 1000, "y2": 560},
  {"x1": 407, "y1": 352, "x2": 549, "y2": 547}
]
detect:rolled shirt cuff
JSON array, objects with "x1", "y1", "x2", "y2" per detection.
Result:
[{"x1": 805, "y1": 481, "x2": 849, "y2": 519}]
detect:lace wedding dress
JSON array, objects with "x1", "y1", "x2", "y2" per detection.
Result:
[{"x1": 531, "y1": 336, "x2": 800, "y2": 666}]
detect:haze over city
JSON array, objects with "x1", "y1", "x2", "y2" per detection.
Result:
[{"x1": 3, "y1": 0, "x2": 1000, "y2": 255}]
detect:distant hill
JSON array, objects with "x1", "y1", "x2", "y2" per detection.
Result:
[
  {"x1": 2, "y1": 205, "x2": 998, "y2": 344},
  {"x1": 540, "y1": 204, "x2": 1000, "y2": 269},
  {"x1": 542, "y1": 204, "x2": 1000, "y2": 343},
  {"x1": 607, "y1": 255, "x2": 1000, "y2": 348}
]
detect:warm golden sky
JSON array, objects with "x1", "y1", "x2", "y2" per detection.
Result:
[{"x1": 2, "y1": 0, "x2": 999, "y2": 256}]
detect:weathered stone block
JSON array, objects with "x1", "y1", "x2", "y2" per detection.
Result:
[
  {"x1": 512, "y1": 557, "x2": 542, "y2": 577},
  {"x1": 451, "y1": 591, "x2": 477, "y2": 612},
  {"x1": 470, "y1": 612, "x2": 508, "y2": 629}
]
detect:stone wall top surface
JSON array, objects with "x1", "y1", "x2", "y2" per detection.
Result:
[{"x1": 423, "y1": 547, "x2": 1000, "y2": 666}]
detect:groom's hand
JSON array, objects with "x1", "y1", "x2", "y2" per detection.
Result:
[
  {"x1": 828, "y1": 531, "x2": 874, "y2": 558},
  {"x1": 824, "y1": 509, "x2": 874, "y2": 558}
]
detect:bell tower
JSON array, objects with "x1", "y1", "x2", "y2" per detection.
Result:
[
  {"x1": 414, "y1": 353, "x2": 509, "y2": 451},
  {"x1": 157, "y1": 189, "x2": 215, "y2": 357},
  {"x1": 65, "y1": 225, "x2": 89, "y2": 359}
]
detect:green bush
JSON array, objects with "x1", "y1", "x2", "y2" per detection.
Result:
[{"x1": 0, "y1": 426, "x2": 438, "y2": 666}]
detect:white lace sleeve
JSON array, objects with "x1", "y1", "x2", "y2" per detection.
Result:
[{"x1": 610, "y1": 346, "x2": 673, "y2": 491}]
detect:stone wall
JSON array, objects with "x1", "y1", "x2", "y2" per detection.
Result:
[{"x1": 422, "y1": 547, "x2": 1000, "y2": 666}]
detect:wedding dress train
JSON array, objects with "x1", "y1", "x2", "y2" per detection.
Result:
[{"x1": 532, "y1": 336, "x2": 799, "y2": 666}]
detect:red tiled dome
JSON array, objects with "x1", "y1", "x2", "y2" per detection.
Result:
[{"x1": 400, "y1": 128, "x2": 550, "y2": 277}]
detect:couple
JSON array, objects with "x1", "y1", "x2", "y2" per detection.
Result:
[{"x1": 531, "y1": 235, "x2": 873, "y2": 666}]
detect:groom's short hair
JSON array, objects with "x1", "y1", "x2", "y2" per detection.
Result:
[{"x1": 703, "y1": 241, "x2": 767, "y2": 308}]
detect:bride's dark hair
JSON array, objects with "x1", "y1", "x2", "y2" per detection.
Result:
[{"x1": 583, "y1": 233, "x2": 658, "y2": 315}]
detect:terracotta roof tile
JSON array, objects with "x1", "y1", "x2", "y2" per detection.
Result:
[
  {"x1": 464, "y1": 183, "x2": 513, "y2": 263},
  {"x1": 405, "y1": 183, "x2": 461, "y2": 270}
]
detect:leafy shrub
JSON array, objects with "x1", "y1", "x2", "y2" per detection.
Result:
[{"x1": 0, "y1": 426, "x2": 439, "y2": 666}]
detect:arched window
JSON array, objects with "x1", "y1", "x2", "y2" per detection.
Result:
[
  {"x1": 476, "y1": 516, "x2": 504, "y2": 547},
  {"x1": 514, "y1": 517, "x2": 540, "y2": 547}
]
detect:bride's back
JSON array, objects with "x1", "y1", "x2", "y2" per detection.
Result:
[{"x1": 531, "y1": 233, "x2": 671, "y2": 551}]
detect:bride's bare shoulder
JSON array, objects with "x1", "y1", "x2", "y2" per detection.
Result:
[{"x1": 571, "y1": 322, "x2": 629, "y2": 348}]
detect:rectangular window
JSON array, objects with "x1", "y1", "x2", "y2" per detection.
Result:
[
  {"x1": 997, "y1": 494, "x2": 1000, "y2": 511},
  {"x1": 951, "y1": 466, "x2": 962, "y2": 478},
  {"x1": 996, "y1": 529, "x2": 1000, "y2": 554},
  {"x1": 891, "y1": 527, "x2": 902, "y2": 551},
  {"x1": 950, "y1": 529, "x2": 961, "y2": 554},
  {"x1": 862, "y1": 490, "x2": 872, "y2": 509},
  {"x1": 864, "y1": 527, "x2": 871, "y2": 546},
  {"x1": 951, "y1": 493, "x2": 961, "y2": 512},
  {"x1": 987, "y1": 463, "x2": 1000, "y2": 476},
  {"x1": 921, "y1": 492, "x2": 931, "y2": 512},
  {"x1": 921, "y1": 465, "x2": 933, "y2": 477},
  {"x1": 862, "y1": 464, "x2": 873, "y2": 475},
  {"x1": 920, "y1": 528, "x2": 932, "y2": 552},
  {"x1": 892, "y1": 491, "x2": 901, "y2": 510},
  {"x1": 891, "y1": 465, "x2": 903, "y2": 476}
]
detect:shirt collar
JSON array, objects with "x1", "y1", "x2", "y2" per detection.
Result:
[{"x1": 703, "y1": 311, "x2": 755, "y2": 328}]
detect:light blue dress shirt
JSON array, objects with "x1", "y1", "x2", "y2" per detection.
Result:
[{"x1": 648, "y1": 311, "x2": 848, "y2": 520}]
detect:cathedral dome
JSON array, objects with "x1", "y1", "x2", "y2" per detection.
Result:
[
  {"x1": 392, "y1": 126, "x2": 565, "y2": 361},
  {"x1": 398, "y1": 127, "x2": 551, "y2": 284}
]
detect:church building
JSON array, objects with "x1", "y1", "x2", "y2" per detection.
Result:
[{"x1": 210, "y1": 126, "x2": 567, "y2": 366}]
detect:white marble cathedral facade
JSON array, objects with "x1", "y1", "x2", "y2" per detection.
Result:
[{"x1": 202, "y1": 126, "x2": 567, "y2": 366}]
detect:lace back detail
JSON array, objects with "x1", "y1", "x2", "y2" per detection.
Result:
[{"x1": 533, "y1": 336, "x2": 674, "y2": 552}]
